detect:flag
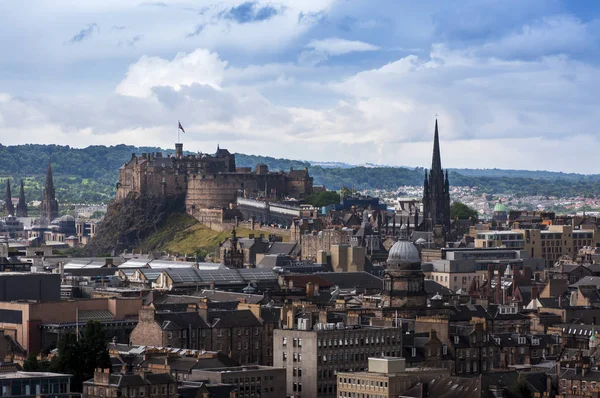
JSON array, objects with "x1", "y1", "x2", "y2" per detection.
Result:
[{"x1": 178, "y1": 121, "x2": 185, "y2": 133}]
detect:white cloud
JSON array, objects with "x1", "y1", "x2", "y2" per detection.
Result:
[
  {"x1": 305, "y1": 37, "x2": 380, "y2": 56},
  {"x1": 299, "y1": 37, "x2": 380, "y2": 65},
  {"x1": 115, "y1": 49, "x2": 227, "y2": 98}
]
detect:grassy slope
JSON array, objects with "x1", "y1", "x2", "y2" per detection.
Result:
[{"x1": 139, "y1": 213, "x2": 290, "y2": 255}]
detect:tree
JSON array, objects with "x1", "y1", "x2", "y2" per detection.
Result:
[
  {"x1": 23, "y1": 353, "x2": 39, "y2": 371},
  {"x1": 450, "y1": 201, "x2": 479, "y2": 221},
  {"x1": 51, "y1": 321, "x2": 111, "y2": 392},
  {"x1": 306, "y1": 191, "x2": 340, "y2": 207},
  {"x1": 513, "y1": 374, "x2": 533, "y2": 398},
  {"x1": 81, "y1": 321, "x2": 111, "y2": 378}
]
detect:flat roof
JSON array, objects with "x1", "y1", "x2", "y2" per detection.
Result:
[{"x1": 0, "y1": 372, "x2": 72, "y2": 379}]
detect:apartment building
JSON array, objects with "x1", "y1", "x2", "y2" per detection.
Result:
[{"x1": 273, "y1": 323, "x2": 402, "y2": 398}]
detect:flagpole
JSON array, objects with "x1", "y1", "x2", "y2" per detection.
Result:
[{"x1": 177, "y1": 121, "x2": 180, "y2": 143}]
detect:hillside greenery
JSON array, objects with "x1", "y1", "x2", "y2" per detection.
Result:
[{"x1": 0, "y1": 144, "x2": 599, "y2": 205}]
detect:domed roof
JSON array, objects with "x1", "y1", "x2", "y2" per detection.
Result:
[
  {"x1": 387, "y1": 240, "x2": 420, "y2": 264},
  {"x1": 494, "y1": 201, "x2": 508, "y2": 213}
]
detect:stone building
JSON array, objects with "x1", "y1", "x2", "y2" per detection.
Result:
[
  {"x1": 130, "y1": 305, "x2": 267, "y2": 366},
  {"x1": 83, "y1": 369, "x2": 177, "y2": 398},
  {"x1": 300, "y1": 229, "x2": 353, "y2": 261},
  {"x1": 382, "y1": 240, "x2": 427, "y2": 308},
  {"x1": 40, "y1": 163, "x2": 59, "y2": 222},
  {"x1": 273, "y1": 324, "x2": 402, "y2": 398},
  {"x1": 337, "y1": 357, "x2": 481, "y2": 398},
  {"x1": 190, "y1": 365, "x2": 286, "y2": 398},
  {"x1": 115, "y1": 143, "x2": 313, "y2": 219}
]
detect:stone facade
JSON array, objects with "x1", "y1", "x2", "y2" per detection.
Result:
[
  {"x1": 130, "y1": 305, "x2": 268, "y2": 366},
  {"x1": 300, "y1": 229, "x2": 353, "y2": 261},
  {"x1": 116, "y1": 144, "x2": 313, "y2": 219}
]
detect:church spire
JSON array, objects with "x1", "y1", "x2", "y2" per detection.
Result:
[
  {"x1": 4, "y1": 180, "x2": 14, "y2": 216},
  {"x1": 45, "y1": 162, "x2": 55, "y2": 193},
  {"x1": 16, "y1": 179, "x2": 27, "y2": 217},
  {"x1": 41, "y1": 162, "x2": 59, "y2": 221},
  {"x1": 431, "y1": 119, "x2": 442, "y2": 173}
]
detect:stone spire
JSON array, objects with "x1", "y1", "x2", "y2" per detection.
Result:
[
  {"x1": 40, "y1": 162, "x2": 59, "y2": 222},
  {"x1": 4, "y1": 180, "x2": 14, "y2": 216},
  {"x1": 16, "y1": 180, "x2": 28, "y2": 217},
  {"x1": 420, "y1": 119, "x2": 451, "y2": 234},
  {"x1": 431, "y1": 119, "x2": 442, "y2": 173}
]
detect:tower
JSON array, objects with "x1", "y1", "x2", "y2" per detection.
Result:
[
  {"x1": 16, "y1": 180, "x2": 28, "y2": 217},
  {"x1": 3, "y1": 180, "x2": 14, "y2": 216},
  {"x1": 421, "y1": 120, "x2": 450, "y2": 232},
  {"x1": 40, "y1": 163, "x2": 59, "y2": 221},
  {"x1": 382, "y1": 240, "x2": 427, "y2": 308}
]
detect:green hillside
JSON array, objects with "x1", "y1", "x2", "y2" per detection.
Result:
[{"x1": 1, "y1": 143, "x2": 599, "y2": 204}]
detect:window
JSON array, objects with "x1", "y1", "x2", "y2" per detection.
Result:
[
  {"x1": 282, "y1": 337, "x2": 287, "y2": 346},
  {"x1": 442, "y1": 345, "x2": 447, "y2": 355},
  {"x1": 283, "y1": 352, "x2": 287, "y2": 361},
  {"x1": 167, "y1": 331, "x2": 173, "y2": 339},
  {"x1": 298, "y1": 338, "x2": 302, "y2": 347}
]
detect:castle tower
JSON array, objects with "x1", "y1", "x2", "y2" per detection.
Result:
[
  {"x1": 16, "y1": 180, "x2": 28, "y2": 217},
  {"x1": 421, "y1": 120, "x2": 450, "y2": 232},
  {"x1": 40, "y1": 163, "x2": 59, "y2": 221},
  {"x1": 4, "y1": 180, "x2": 14, "y2": 216},
  {"x1": 175, "y1": 143, "x2": 183, "y2": 158}
]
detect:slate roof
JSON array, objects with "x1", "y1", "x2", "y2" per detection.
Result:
[
  {"x1": 196, "y1": 289, "x2": 264, "y2": 304},
  {"x1": 85, "y1": 372, "x2": 177, "y2": 388},
  {"x1": 424, "y1": 280, "x2": 454, "y2": 295},
  {"x1": 155, "y1": 312, "x2": 210, "y2": 330},
  {"x1": 266, "y1": 242, "x2": 298, "y2": 255},
  {"x1": 207, "y1": 309, "x2": 262, "y2": 328},
  {"x1": 570, "y1": 276, "x2": 600, "y2": 289},
  {"x1": 142, "y1": 353, "x2": 237, "y2": 372},
  {"x1": 315, "y1": 272, "x2": 383, "y2": 290}
]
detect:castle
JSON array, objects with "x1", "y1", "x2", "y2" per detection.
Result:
[{"x1": 115, "y1": 143, "x2": 313, "y2": 219}]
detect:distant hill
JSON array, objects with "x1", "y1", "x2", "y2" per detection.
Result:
[{"x1": 0, "y1": 144, "x2": 599, "y2": 204}]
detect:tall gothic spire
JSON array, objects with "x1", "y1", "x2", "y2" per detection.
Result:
[
  {"x1": 16, "y1": 179, "x2": 27, "y2": 217},
  {"x1": 41, "y1": 162, "x2": 59, "y2": 221},
  {"x1": 431, "y1": 119, "x2": 442, "y2": 173},
  {"x1": 4, "y1": 180, "x2": 14, "y2": 216},
  {"x1": 45, "y1": 162, "x2": 55, "y2": 194}
]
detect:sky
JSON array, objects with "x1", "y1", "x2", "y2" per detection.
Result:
[{"x1": 1, "y1": 0, "x2": 600, "y2": 173}]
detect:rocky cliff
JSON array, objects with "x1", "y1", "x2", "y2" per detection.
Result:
[{"x1": 84, "y1": 193, "x2": 186, "y2": 256}]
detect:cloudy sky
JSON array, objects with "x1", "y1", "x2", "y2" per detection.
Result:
[{"x1": 1, "y1": 0, "x2": 599, "y2": 172}]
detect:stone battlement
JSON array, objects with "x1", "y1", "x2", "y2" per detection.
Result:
[{"x1": 115, "y1": 143, "x2": 313, "y2": 221}]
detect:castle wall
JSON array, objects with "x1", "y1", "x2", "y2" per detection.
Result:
[{"x1": 115, "y1": 146, "x2": 313, "y2": 218}]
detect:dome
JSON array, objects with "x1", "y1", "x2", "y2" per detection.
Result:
[
  {"x1": 494, "y1": 202, "x2": 508, "y2": 213},
  {"x1": 387, "y1": 240, "x2": 420, "y2": 264}
]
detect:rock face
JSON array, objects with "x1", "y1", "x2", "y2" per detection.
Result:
[{"x1": 84, "y1": 193, "x2": 185, "y2": 256}]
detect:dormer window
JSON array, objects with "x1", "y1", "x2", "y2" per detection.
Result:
[
  {"x1": 518, "y1": 337, "x2": 526, "y2": 344},
  {"x1": 442, "y1": 345, "x2": 447, "y2": 355}
]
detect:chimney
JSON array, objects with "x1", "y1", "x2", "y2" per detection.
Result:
[
  {"x1": 306, "y1": 282, "x2": 314, "y2": 299},
  {"x1": 496, "y1": 272, "x2": 502, "y2": 304},
  {"x1": 531, "y1": 285, "x2": 539, "y2": 300}
]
